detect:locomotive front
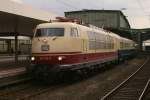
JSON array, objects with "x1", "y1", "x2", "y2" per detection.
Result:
[{"x1": 29, "y1": 22, "x2": 83, "y2": 80}]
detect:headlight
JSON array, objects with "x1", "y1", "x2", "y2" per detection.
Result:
[
  {"x1": 58, "y1": 56, "x2": 63, "y2": 61},
  {"x1": 31, "y1": 57, "x2": 35, "y2": 61}
]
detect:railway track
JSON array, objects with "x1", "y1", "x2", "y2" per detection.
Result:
[
  {"x1": 0, "y1": 83, "x2": 63, "y2": 100},
  {"x1": 0, "y1": 77, "x2": 75, "y2": 100},
  {"x1": 0, "y1": 55, "x2": 147, "y2": 100},
  {"x1": 100, "y1": 56, "x2": 150, "y2": 100},
  {"x1": 0, "y1": 75, "x2": 31, "y2": 89}
]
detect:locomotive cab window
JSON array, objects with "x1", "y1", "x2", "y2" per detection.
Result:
[
  {"x1": 70, "y1": 28, "x2": 79, "y2": 37},
  {"x1": 35, "y1": 28, "x2": 64, "y2": 37}
]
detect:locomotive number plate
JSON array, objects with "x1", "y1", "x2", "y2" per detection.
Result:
[{"x1": 41, "y1": 45, "x2": 49, "y2": 51}]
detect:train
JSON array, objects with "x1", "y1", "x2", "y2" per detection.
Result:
[{"x1": 28, "y1": 19, "x2": 136, "y2": 81}]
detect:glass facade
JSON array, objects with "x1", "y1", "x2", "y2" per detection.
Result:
[{"x1": 0, "y1": 39, "x2": 31, "y2": 54}]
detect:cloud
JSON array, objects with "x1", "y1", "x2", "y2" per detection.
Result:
[
  {"x1": 128, "y1": 16, "x2": 150, "y2": 29},
  {"x1": 10, "y1": 0, "x2": 23, "y2": 4},
  {"x1": 22, "y1": 0, "x2": 150, "y2": 29}
]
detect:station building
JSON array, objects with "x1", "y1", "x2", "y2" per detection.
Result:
[{"x1": 65, "y1": 9, "x2": 130, "y2": 29}]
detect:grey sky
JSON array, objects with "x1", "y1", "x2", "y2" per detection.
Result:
[{"x1": 11, "y1": 0, "x2": 150, "y2": 29}]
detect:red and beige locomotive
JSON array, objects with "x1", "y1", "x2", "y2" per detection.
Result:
[{"x1": 29, "y1": 17, "x2": 135, "y2": 80}]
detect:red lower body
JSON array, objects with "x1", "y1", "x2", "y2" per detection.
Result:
[{"x1": 32, "y1": 51, "x2": 118, "y2": 65}]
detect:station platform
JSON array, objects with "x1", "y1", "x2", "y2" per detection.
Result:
[
  {"x1": 0, "y1": 55, "x2": 30, "y2": 87},
  {"x1": 0, "y1": 55, "x2": 30, "y2": 70},
  {"x1": 0, "y1": 55, "x2": 29, "y2": 62},
  {"x1": 0, "y1": 65, "x2": 29, "y2": 87},
  {"x1": 0, "y1": 67, "x2": 26, "y2": 79}
]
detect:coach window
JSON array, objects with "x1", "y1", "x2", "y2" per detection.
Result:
[
  {"x1": 71, "y1": 28, "x2": 79, "y2": 37},
  {"x1": 120, "y1": 42, "x2": 123, "y2": 49}
]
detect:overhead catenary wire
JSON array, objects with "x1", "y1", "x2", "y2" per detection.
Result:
[
  {"x1": 55, "y1": 0, "x2": 103, "y2": 11},
  {"x1": 55, "y1": 0, "x2": 78, "y2": 10}
]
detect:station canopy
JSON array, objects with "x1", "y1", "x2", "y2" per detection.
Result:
[{"x1": 0, "y1": 0, "x2": 57, "y2": 37}]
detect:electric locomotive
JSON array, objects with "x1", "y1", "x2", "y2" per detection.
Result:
[{"x1": 28, "y1": 18, "x2": 135, "y2": 80}]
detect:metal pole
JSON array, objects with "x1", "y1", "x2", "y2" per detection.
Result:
[
  {"x1": 14, "y1": 15, "x2": 18, "y2": 64},
  {"x1": 138, "y1": 32, "x2": 142, "y2": 51},
  {"x1": 15, "y1": 33, "x2": 18, "y2": 63},
  {"x1": 7, "y1": 40, "x2": 11, "y2": 55}
]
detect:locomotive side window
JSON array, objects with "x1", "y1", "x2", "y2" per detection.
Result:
[
  {"x1": 35, "y1": 28, "x2": 64, "y2": 37},
  {"x1": 71, "y1": 28, "x2": 78, "y2": 37},
  {"x1": 87, "y1": 31, "x2": 96, "y2": 50},
  {"x1": 120, "y1": 42, "x2": 123, "y2": 49}
]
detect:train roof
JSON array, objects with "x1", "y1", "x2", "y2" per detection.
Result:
[
  {"x1": 36, "y1": 22, "x2": 79, "y2": 29},
  {"x1": 108, "y1": 32, "x2": 122, "y2": 39},
  {"x1": 36, "y1": 22, "x2": 131, "y2": 41},
  {"x1": 121, "y1": 37, "x2": 134, "y2": 43}
]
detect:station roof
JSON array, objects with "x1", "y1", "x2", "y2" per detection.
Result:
[
  {"x1": 0, "y1": 0, "x2": 58, "y2": 37},
  {"x1": 65, "y1": 9, "x2": 131, "y2": 29},
  {"x1": 0, "y1": 0, "x2": 57, "y2": 21}
]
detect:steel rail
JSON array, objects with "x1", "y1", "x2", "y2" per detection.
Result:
[
  {"x1": 139, "y1": 78, "x2": 150, "y2": 100},
  {"x1": 100, "y1": 57, "x2": 149, "y2": 100}
]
